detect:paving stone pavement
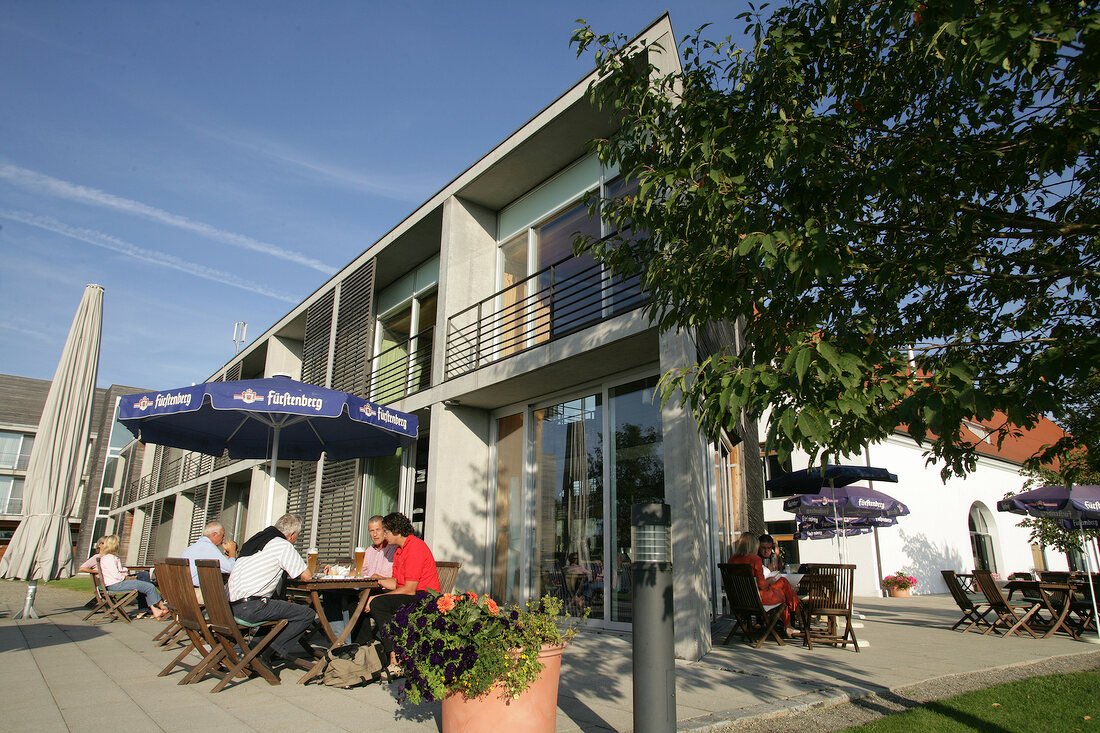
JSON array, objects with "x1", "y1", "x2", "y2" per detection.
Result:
[{"x1": 2, "y1": 580, "x2": 1098, "y2": 732}]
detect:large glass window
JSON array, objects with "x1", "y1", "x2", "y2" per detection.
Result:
[
  {"x1": 496, "y1": 174, "x2": 644, "y2": 358},
  {"x1": 0, "y1": 476, "x2": 24, "y2": 514},
  {"x1": 0, "y1": 431, "x2": 32, "y2": 470},
  {"x1": 492, "y1": 375, "x2": 665, "y2": 627},
  {"x1": 532, "y1": 394, "x2": 604, "y2": 620},
  {"x1": 969, "y1": 503, "x2": 998, "y2": 572},
  {"x1": 537, "y1": 203, "x2": 602, "y2": 337},
  {"x1": 608, "y1": 377, "x2": 664, "y2": 622},
  {"x1": 372, "y1": 290, "x2": 437, "y2": 403}
]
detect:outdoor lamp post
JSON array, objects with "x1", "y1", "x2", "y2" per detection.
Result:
[{"x1": 631, "y1": 502, "x2": 676, "y2": 733}]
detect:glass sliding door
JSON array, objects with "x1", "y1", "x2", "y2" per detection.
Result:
[
  {"x1": 608, "y1": 377, "x2": 664, "y2": 623},
  {"x1": 531, "y1": 394, "x2": 605, "y2": 620}
]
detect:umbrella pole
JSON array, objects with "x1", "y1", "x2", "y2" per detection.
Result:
[
  {"x1": 14, "y1": 580, "x2": 40, "y2": 619},
  {"x1": 1079, "y1": 517, "x2": 1100, "y2": 641},
  {"x1": 265, "y1": 424, "x2": 281, "y2": 527}
]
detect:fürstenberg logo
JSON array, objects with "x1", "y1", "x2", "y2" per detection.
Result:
[
  {"x1": 360, "y1": 403, "x2": 409, "y2": 431},
  {"x1": 134, "y1": 392, "x2": 192, "y2": 411},
  {"x1": 267, "y1": 391, "x2": 323, "y2": 411}
]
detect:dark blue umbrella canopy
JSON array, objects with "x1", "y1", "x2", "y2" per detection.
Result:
[
  {"x1": 997, "y1": 484, "x2": 1100, "y2": 521},
  {"x1": 783, "y1": 485, "x2": 910, "y2": 519},
  {"x1": 795, "y1": 514, "x2": 896, "y2": 541},
  {"x1": 118, "y1": 375, "x2": 417, "y2": 461},
  {"x1": 767, "y1": 464, "x2": 898, "y2": 492}
]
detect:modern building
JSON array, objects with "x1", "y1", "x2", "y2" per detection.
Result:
[
  {"x1": 0, "y1": 372, "x2": 145, "y2": 564},
  {"x1": 105, "y1": 13, "x2": 1072, "y2": 660}
]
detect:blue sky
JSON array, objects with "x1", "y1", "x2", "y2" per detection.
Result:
[{"x1": 1, "y1": 1, "x2": 743, "y2": 389}]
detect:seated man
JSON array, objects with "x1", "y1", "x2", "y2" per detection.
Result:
[
  {"x1": 362, "y1": 514, "x2": 398, "y2": 578},
  {"x1": 180, "y1": 521, "x2": 237, "y2": 601},
  {"x1": 227, "y1": 513, "x2": 316, "y2": 669},
  {"x1": 359, "y1": 512, "x2": 440, "y2": 672}
]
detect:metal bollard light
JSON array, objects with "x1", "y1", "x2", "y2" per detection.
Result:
[
  {"x1": 631, "y1": 502, "x2": 675, "y2": 733},
  {"x1": 16, "y1": 580, "x2": 40, "y2": 619}
]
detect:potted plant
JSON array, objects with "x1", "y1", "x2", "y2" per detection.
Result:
[
  {"x1": 882, "y1": 571, "x2": 918, "y2": 597},
  {"x1": 387, "y1": 590, "x2": 584, "y2": 733}
]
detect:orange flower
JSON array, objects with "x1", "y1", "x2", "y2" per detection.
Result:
[
  {"x1": 467, "y1": 591, "x2": 478, "y2": 602},
  {"x1": 438, "y1": 594, "x2": 456, "y2": 613},
  {"x1": 485, "y1": 598, "x2": 499, "y2": 615}
]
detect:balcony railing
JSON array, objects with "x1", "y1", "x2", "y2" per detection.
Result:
[
  {"x1": 445, "y1": 255, "x2": 646, "y2": 380},
  {"x1": 370, "y1": 326, "x2": 434, "y2": 404}
]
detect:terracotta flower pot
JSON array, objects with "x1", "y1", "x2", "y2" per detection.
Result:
[
  {"x1": 887, "y1": 587, "x2": 911, "y2": 597},
  {"x1": 441, "y1": 644, "x2": 564, "y2": 733}
]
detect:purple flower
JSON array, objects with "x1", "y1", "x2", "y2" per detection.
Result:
[
  {"x1": 430, "y1": 652, "x2": 444, "y2": 666},
  {"x1": 415, "y1": 615, "x2": 428, "y2": 627}
]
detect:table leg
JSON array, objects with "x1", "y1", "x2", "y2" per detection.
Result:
[{"x1": 297, "y1": 588, "x2": 372, "y2": 685}]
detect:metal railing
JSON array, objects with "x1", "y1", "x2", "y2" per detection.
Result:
[{"x1": 445, "y1": 254, "x2": 646, "y2": 380}]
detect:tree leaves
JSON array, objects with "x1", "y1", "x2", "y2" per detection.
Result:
[{"x1": 574, "y1": 0, "x2": 1100, "y2": 474}]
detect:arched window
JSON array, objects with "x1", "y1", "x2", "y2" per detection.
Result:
[{"x1": 969, "y1": 503, "x2": 998, "y2": 572}]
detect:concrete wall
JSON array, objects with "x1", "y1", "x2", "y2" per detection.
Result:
[
  {"x1": 265, "y1": 335, "x2": 303, "y2": 380},
  {"x1": 423, "y1": 401, "x2": 491, "y2": 591},
  {"x1": 658, "y1": 328, "x2": 713, "y2": 660}
]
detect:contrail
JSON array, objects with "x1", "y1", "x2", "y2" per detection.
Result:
[
  {"x1": 0, "y1": 209, "x2": 300, "y2": 304},
  {"x1": 0, "y1": 163, "x2": 335, "y2": 274}
]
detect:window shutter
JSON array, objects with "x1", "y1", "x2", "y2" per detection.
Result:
[{"x1": 332, "y1": 260, "x2": 376, "y2": 395}]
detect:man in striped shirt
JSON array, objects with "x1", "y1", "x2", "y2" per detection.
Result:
[{"x1": 227, "y1": 513, "x2": 316, "y2": 669}]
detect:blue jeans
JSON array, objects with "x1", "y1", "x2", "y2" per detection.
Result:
[
  {"x1": 231, "y1": 597, "x2": 317, "y2": 658},
  {"x1": 108, "y1": 575, "x2": 160, "y2": 610}
]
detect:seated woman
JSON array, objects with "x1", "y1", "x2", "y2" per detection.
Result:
[
  {"x1": 94, "y1": 535, "x2": 169, "y2": 619},
  {"x1": 360, "y1": 512, "x2": 441, "y2": 675},
  {"x1": 757, "y1": 533, "x2": 784, "y2": 574},
  {"x1": 728, "y1": 533, "x2": 800, "y2": 636}
]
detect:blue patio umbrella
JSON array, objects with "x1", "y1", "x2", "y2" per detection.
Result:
[
  {"x1": 770, "y1": 465, "x2": 901, "y2": 564},
  {"x1": 118, "y1": 375, "x2": 418, "y2": 527},
  {"x1": 783, "y1": 485, "x2": 909, "y2": 520},
  {"x1": 998, "y1": 484, "x2": 1100, "y2": 639}
]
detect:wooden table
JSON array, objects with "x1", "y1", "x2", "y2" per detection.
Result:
[
  {"x1": 287, "y1": 576, "x2": 380, "y2": 684},
  {"x1": 1003, "y1": 579, "x2": 1079, "y2": 639}
]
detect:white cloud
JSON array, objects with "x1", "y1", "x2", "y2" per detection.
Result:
[
  {"x1": 0, "y1": 210, "x2": 300, "y2": 304},
  {"x1": 0, "y1": 163, "x2": 335, "y2": 274}
]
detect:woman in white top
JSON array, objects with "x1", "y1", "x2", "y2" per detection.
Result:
[{"x1": 94, "y1": 535, "x2": 169, "y2": 620}]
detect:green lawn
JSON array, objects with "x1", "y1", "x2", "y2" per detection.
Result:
[
  {"x1": 44, "y1": 575, "x2": 94, "y2": 592},
  {"x1": 1, "y1": 576, "x2": 95, "y2": 592},
  {"x1": 842, "y1": 670, "x2": 1100, "y2": 732}
]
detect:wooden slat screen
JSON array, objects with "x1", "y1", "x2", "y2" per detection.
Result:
[
  {"x1": 302, "y1": 290, "x2": 335, "y2": 386},
  {"x1": 188, "y1": 483, "x2": 209, "y2": 544},
  {"x1": 314, "y1": 458, "x2": 360, "y2": 565},
  {"x1": 332, "y1": 260, "x2": 376, "y2": 396}
]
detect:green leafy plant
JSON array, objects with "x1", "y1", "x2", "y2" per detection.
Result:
[{"x1": 386, "y1": 591, "x2": 585, "y2": 704}]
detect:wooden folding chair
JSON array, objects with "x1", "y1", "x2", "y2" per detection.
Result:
[
  {"x1": 83, "y1": 557, "x2": 139, "y2": 624},
  {"x1": 941, "y1": 570, "x2": 992, "y2": 632},
  {"x1": 154, "y1": 558, "x2": 231, "y2": 685},
  {"x1": 800, "y1": 563, "x2": 859, "y2": 651},
  {"x1": 151, "y1": 561, "x2": 185, "y2": 647},
  {"x1": 195, "y1": 559, "x2": 287, "y2": 692},
  {"x1": 973, "y1": 569, "x2": 1040, "y2": 638},
  {"x1": 435, "y1": 561, "x2": 462, "y2": 594},
  {"x1": 717, "y1": 563, "x2": 786, "y2": 648}
]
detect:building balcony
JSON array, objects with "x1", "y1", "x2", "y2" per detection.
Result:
[{"x1": 444, "y1": 254, "x2": 646, "y2": 380}]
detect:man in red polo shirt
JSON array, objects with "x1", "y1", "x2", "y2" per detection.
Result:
[{"x1": 359, "y1": 512, "x2": 440, "y2": 673}]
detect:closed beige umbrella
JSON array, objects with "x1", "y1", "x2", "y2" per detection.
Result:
[{"x1": 0, "y1": 285, "x2": 103, "y2": 615}]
